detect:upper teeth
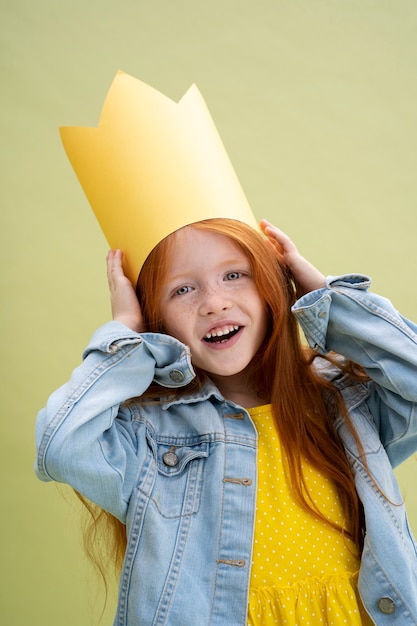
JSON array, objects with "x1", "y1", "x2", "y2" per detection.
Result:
[{"x1": 205, "y1": 325, "x2": 239, "y2": 339}]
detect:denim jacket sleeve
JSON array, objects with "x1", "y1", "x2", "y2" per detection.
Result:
[
  {"x1": 35, "y1": 321, "x2": 195, "y2": 521},
  {"x1": 292, "y1": 275, "x2": 417, "y2": 466}
]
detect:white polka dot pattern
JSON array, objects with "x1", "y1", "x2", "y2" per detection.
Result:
[{"x1": 247, "y1": 405, "x2": 373, "y2": 625}]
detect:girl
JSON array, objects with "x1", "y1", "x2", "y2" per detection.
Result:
[{"x1": 36, "y1": 218, "x2": 417, "y2": 625}]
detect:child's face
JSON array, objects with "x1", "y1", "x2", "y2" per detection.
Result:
[{"x1": 159, "y1": 227, "x2": 268, "y2": 383}]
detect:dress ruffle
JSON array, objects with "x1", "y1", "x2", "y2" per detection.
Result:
[{"x1": 248, "y1": 571, "x2": 373, "y2": 625}]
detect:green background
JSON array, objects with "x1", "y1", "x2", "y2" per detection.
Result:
[{"x1": 2, "y1": 1, "x2": 416, "y2": 624}]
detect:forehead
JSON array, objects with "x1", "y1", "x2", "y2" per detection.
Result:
[{"x1": 167, "y1": 226, "x2": 248, "y2": 269}]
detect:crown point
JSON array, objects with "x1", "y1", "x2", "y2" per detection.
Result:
[{"x1": 60, "y1": 71, "x2": 257, "y2": 285}]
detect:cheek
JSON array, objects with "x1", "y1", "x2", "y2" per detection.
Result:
[
  {"x1": 254, "y1": 299, "x2": 269, "y2": 338},
  {"x1": 161, "y1": 303, "x2": 194, "y2": 341}
]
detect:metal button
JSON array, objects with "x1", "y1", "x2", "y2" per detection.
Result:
[
  {"x1": 377, "y1": 597, "x2": 396, "y2": 615},
  {"x1": 163, "y1": 447, "x2": 179, "y2": 467},
  {"x1": 169, "y1": 369, "x2": 185, "y2": 383}
]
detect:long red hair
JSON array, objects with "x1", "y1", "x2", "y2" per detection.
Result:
[{"x1": 78, "y1": 218, "x2": 366, "y2": 587}]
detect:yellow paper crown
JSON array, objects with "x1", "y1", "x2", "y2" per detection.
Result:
[{"x1": 60, "y1": 71, "x2": 258, "y2": 285}]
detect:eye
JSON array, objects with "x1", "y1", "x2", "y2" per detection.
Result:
[
  {"x1": 225, "y1": 271, "x2": 242, "y2": 281},
  {"x1": 174, "y1": 285, "x2": 193, "y2": 296}
]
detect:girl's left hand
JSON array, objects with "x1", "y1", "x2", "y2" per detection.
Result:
[{"x1": 260, "y1": 219, "x2": 326, "y2": 296}]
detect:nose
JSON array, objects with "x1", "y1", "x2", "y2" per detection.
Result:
[{"x1": 198, "y1": 284, "x2": 232, "y2": 316}]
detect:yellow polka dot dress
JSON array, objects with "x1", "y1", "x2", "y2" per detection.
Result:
[{"x1": 247, "y1": 405, "x2": 373, "y2": 625}]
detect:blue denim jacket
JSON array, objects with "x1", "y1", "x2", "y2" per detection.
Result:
[{"x1": 35, "y1": 275, "x2": 417, "y2": 625}]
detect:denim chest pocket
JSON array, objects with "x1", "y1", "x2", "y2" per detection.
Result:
[{"x1": 147, "y1": 435, "x2": 209, "y2": 518}]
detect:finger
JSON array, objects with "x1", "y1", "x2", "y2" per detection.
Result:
[
  {"x1": 107, "y1": 250, "x2": 124, "y2": 281},
  {"x1": 261, "y1": 220, "x2": 290, "y2": 245},
  {"x1": 260, "y1": 221, "x2": 288, "y2": 259},
  {"x1": 260, "y1": 221, "x2": 299, "y2": 258},
  {"x1": 264, "y1": 237, "x2": 285, "y2": 261},
  {"x1": 107, "y1": 249, "x2": 123, "y2": 267},
  {"x1": 260, "y1": 219, "x2": 284, "y2": 243},
  {"x1": 107, "y1": 254, "x2": 121, "y2": 297}
]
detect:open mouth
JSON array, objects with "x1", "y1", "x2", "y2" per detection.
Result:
[{"x1": 203, "y1": 326, "x2": 241, "y2": 344}]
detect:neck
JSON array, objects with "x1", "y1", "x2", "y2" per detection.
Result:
[{"x1": 209, "y1": 372, "x2": 269, "y2": 409}]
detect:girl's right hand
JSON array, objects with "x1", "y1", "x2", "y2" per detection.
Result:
[{"x1": 106, "y1": 250, "x2": 144, "y2": 332}]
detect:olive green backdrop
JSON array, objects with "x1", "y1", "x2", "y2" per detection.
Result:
[{"x1": 2, "y1": 1, "x2": 416, "y2": 624}]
